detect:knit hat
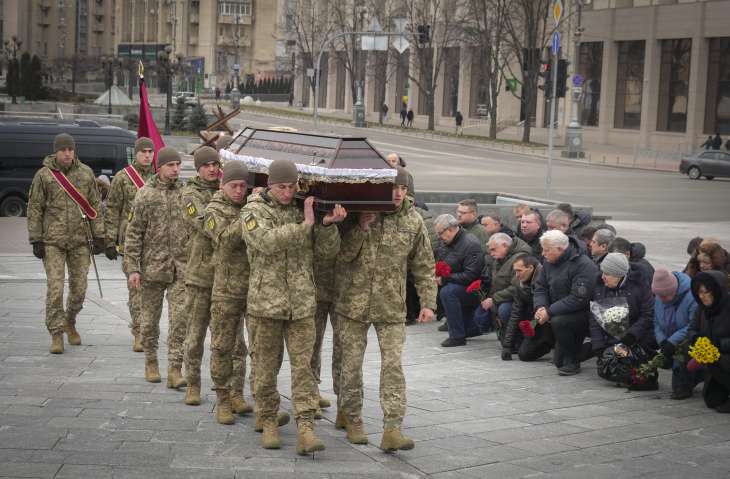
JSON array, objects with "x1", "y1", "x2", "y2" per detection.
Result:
[
  {"x1": 267, "y1": 159, "x2": 298, "y2": 185},
  {"x1": 194, "y1": 146, "x2": 220, "y2": 170},
  {"x1": 156, "y1": 146, "x2": 181, "y2": 168},
  {"x1": 54, "y1": 133, "x2": 75, "y2": 152},
  {"x1": 652, "y1": 268, "x2": 678, "y2": 296},
  {"x1": 600, "y1": 252, "x2": 629, "y2": 278},
  {"x1": 395, "y1": 167, "x2": 410, "y2": 187},
  {"x1": 221, "y1": 161, "x2": 249, "y2": 185},
  {"x1": 135, "y1": 137, "x2": 154, "y2": 153}
]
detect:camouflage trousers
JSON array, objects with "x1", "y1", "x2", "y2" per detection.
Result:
[
  {"x1": 338, "y1": 318, "x2": 407, "y2": 429},
  {"x1": 140, "y1": 278, "x2": 187, "y2": 368},
  {"x1": 250, "y1": 315, "x2": 318, "y2": 423},
  {"x1": 312, "y1": 301, "x2": 343, "y2": 396},
  {"x1": 42, "y1": 244, "x2": 90, "y2": 335},
  {"x1": 209, "y1": 299, "x2": 247, "y2": 393},
  {"x1": 245, "y1": 316, "x2": 278, "y2": 398},
  {"x1": 126, "y1": 273, "x2": 142, "y2": 336},
  {"x1": 182, "y1": 285, "x2": 212, "y2": 386}
]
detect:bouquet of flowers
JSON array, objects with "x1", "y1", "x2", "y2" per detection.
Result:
[
  {"x1": 687, "y1": 337, "x2": 721, "y2": 371},
  {"x1": 518, "y1": 319, "x2": 538, "y2": 338},
  {"x1": 435, "y1": 261, "x2": 452, "y2": 278},
  {"x1": 590, "y1": 297, "x2": 630, "y2": 339},
  {"x1": 466, "y1": 279, "x2": 487, "y2": 301},
  {"x1": 633, "y1": 339, "x2": 689, "y2": 385}
]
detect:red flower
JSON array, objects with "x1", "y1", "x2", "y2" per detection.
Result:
[
  {"x1": 466, "y1": 279, "x2": 481, "y2": 294},
  {"x1": 630, "y1": 367, "x2": 647, "y2": 385},
  {"x1": 435, "y1": 261, "x2": 452, "y2": 278},
  {"x1": 519, "y1": 320, "x2": 536, "y2": 337}
]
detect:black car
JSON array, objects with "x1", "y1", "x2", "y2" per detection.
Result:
[
  {"x1": 0, "y1": 120, "x2": 136, "y2": 216},
  {"x1": 679, "y1": 150, "x2": 730, "y2": 180}
]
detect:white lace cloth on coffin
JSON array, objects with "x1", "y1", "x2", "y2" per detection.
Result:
[{"x1": 219, "y1": 149, "x2": 397, "y2": 184}]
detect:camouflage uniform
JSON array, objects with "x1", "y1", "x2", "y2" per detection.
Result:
[
  {"x1": 312, "y1": 257, "x2": 340, "y2": 394},
  {"x1": 336, "y1": 197, "x2": 436, "y2": 429},
  {"x1": 205, "y1": 190, "x2": 249, "y2": 393},
  {"x1": 124, "y1": 175, "x2": 189, "y2": 367},
  {"x1": 181, "y1": 176, "x2": 219, "y2": 387},
  {"x1": 241, "y1": 190, "x2": 340, "y2": 424},
  {"x1": 104, "y1": 161, "x2": 154, "y2": 338},
  {"x1": 27, "y1": 155, "x2": 102, "y2": 335}
]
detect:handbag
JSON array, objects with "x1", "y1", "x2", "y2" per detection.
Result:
[{"x1": 596, "y1": 343, "x2": 658, "y2": 390}]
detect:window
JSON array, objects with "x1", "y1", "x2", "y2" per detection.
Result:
[
  {"x1": 614, "y1": 40, "x2": 645, "y2": 130},
  {"x1": 657, "y1": 39, "x2": 691, "y2": 133},
  {"x1": 218, "y1": 1, "x2": 252, "y2": 16},
  {"x1": 578, "y1": 42, "x2": 603, "y2": 127},
  {"x1": 704, "y1": 38, "x2": 730, "y2": 135}
]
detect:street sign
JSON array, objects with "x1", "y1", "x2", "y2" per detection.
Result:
[
  {"x1": 572, "y1": 73, "x2": 584, "y2": 87},
  {"x1": 553, "y1": 0, "x2": 563, "y2": 25},
  {"x1": 393, "y1": 36, "x2": 410, "y2": 54},
  {"x1": 551, "y1": 31, "x2": 561, "y2": 55},
  {"x1": 361, "y1": 35, "x2": 388, "y2": 51}
]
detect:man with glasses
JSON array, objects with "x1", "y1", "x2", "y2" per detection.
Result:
[{"x1": 456, "y1": 199, "x2": 488, "y2": 251}]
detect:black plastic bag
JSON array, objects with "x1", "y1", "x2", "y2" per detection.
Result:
[{"x1": 596, "y1": 343, "x2": 658, "y2": 390}]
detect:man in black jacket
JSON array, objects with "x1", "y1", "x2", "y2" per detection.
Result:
[
  {"x1": 434, "y1": 214, "x2": 485, "y2": 347},
  {"x1": 534, "y1": 230, "x2": 598, "y2": 375}
]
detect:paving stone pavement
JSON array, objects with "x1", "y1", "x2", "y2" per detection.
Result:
[{"x1": 2, "y1": 254, "x2": 730, "y2": 479}]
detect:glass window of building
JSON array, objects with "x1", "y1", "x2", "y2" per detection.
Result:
[
  {"x1": 657, "y1": 39, "x2": 691, "y2": 133},
  {"x1": 705, "y1": 38, "x2": 730, "y2": 135},
  {"x1": 578, "y1": 42, "x2": 603, "y2": 127},
  {"x1": 614, "y1": 40, "x2": 645, "y2": 130}
]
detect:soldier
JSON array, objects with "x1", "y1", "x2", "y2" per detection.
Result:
[
  {"x1": 124, "y1": 147, "x2": 189, "y2": 388},
  {"x1": 27, "y1": 133, "x2": 104, "y2": 354},
  {"x1": 311, "y1": 256, "x2": 337, "y2": 419},
  {"x1": 180, "y1": 146, "x2": 221, "y2": 405},
  {"x1": 336, "y1": 167, "x2": 436, "y2": 451},
  {"x1": 241, "y1": 159, "x2": 346, "y2": 455},
  {"x1": 203, "y1": 161, "x2": 254, "y2": 424},
  {"x1": 104, "y1": 137, "x2": 156, "y2": 352}
]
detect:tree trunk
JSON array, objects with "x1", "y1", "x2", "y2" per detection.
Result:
[
  {"x1": 427, "y1": 93, "x2": 435, "y2": 131},
  {"x1": 489, "y1": 114, "x2": 498, "y2": 139}
]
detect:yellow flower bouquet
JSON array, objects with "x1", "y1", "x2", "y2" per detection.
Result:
[{"x1": 689, "y1": 337, "x2": 721, "y2": 365}]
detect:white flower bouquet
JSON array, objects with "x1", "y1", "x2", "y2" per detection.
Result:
[{"x1": 590, "y1": 297, "x2": 630, "y2": 339}]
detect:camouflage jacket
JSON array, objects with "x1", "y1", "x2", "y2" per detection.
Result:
[
  {"x1": 27, "y1": 155, "x2": 103, "y2": 249},
  {"x1": 104, "y1": 161, "x2": 154, "y2": 248},
  {"x1": 181, "y1": 176, "x2": 219, "y2": 288},
  {"x1": 241, "y1": 190, "x2": 341, "y2": 321},
  {"x1": 462, "y1": 220, "x2": 489, "y2": 252},
  {"x1": 205, "y1": 190, "x2": 249, "y2": 302},
  {"x1": 123, "y1": 175, "x2": 188, "y2": 283},
  {"x1": 334, "y1": 198, "x2": 437, "y2": 323}
]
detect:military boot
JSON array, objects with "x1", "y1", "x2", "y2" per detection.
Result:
[
  {"x1": 260, "y1": 418, "x2": 281, "y2": 449},
  {"x1": 380, "y1": 427, "x2": 414, "y2": 451},
  {"x1": 132, "y1": 333, "x2": 143, "y2": 353},
  {"x1": 50, "y1": 333, "x2": 64, "y2": 354},
  {"x1": 314, "y1": 408, "x2": 323, "y2": 419},
  {"x1": 296, "y1": 421, "x2": 325, "y2": 455},
  {"x1": 166, "y1": 366, "x2": 187, "y2": 389},
  {"x1": 215, "y1": 390, "x2": 235, "y2": 425},
  {"x1": 334, "y1": 410, "x2": 346, "y2": 430},
  {"x1": 230, "y1": 390, "x2": 253, "y2": 415},
  {"x1": 254, "y1": 410, "x2": 290, "y2": 432},
  {"x1": 318, "y1": 395, "x2": 331, "y2": 408},
  {"x1": 144, "y1": 356, "x2": 161, "y2": 383},
  {"x1": 345, "y1": 417, "x2": 368, "y2": 445},
  {"x1": 184, "y1": 384, "x2": 201, "y2": 406},
  {"x1": 64, "y1": 321, "x2": 81, "y2": 346}
]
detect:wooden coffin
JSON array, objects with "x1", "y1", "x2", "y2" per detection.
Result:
[{"x1": 221, "y1": 127, "x2": 396, "y2": 212}]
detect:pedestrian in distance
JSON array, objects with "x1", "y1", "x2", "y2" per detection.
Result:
[
  {"x1": 400, "y1": 106, "x2": 407, "y2": 127},
  {"x1": 381, "y1": 103, "x2": 389, "y2": 123},
  {"x1": 406, "y1": 108, "x2": 414, "y2": 128},
  {"x1": 455, "y1": 111, "x2": 464, "y2": 136},
  {"x1": 701, "y1": 135, "x2": 713, "y2": 150},
  {"x1": 712, "y1": 133, "x2": 723, "y2": 150}
]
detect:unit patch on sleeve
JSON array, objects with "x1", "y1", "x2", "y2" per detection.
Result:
[
  {"x1": 244, "y1": 213, "x2": 258, "y2": 231},
  {"x1": 186, "y1": 202, "x2": 197, "y2": 217}
]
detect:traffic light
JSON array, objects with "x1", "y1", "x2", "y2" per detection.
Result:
[
  {"x1": 539, "y1": 61, "x2": 553, "y2": 98},
  {"x1": 416, "y1": 24, "x2": 430, "y2": 44},
  {"x1": 556, "y1": 59, "x2": 569, "y2": 98}
]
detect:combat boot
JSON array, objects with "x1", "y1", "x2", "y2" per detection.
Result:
[
  {"x1": 132, "y1": 333, "x2": 144, "y2": 353},
  {"x1": 215, "y1": 390, "x2": 235, "y2": 425},
  {"x1": 380, "y1": 427, "x2": 414, "y2": 451},
  {"x1": 345, "y1": 417, "x2": 368, "y2": 445},
  {"x1": 230, "y1": 390, "x2": 253, "y2": 415},
  {"x1": 50, "y1": 334, "x2": 64, "y2": 354},
  {"x1": 334, "y1": 410, "x2": 346, "y2": 430},
  {"x1": 318, "y1": 395, "x2": 331, "y2": 408},
  {"x1": 296, "y1": 421, "x2": 325, "y2": 455},
  {"x1": 166, "y1": 366, "x2": 187, "y2": 389},
  {"x1": 314, "y1": 408, "x2": 323, "y2": 419},
  {"x1": 144, "y1": 357, "x2": 161, "y2": 383},
  {"x1": 254, "y1": 410, "x2": 290, "y2": 432},
  {"x1": 260, "y1": 418, "x2": 281, "y2": 449},
  {"x1": 64, "y1": 321, "x2": 81, "y2": 346},
  {"x1": 184, "y1": 384, "x2": 201, "y2": 406}
]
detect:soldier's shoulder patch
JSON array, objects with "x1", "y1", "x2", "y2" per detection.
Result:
[
  {"x1": 206, "y1": 216, "x2": 216, "y2": 230},
  {"x1": 244, "y1": 213, "x2": 258, "y2": 231},
  {"x1": 186, "y1": 201, "x2": 197, "y2": 217}
]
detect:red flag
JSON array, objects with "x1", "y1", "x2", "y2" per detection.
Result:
[{"x1": 137, "y1": 64, "x2": 165, "y2": 172}]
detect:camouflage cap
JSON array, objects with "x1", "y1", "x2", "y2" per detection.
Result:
[
  {"x1": 53, "y1": 133, "x2": 75, "y2": 152},
  {"x1": 135, "y1": 137, "x2": 154, "y2": 153},
  {"x1": 395, "y1": 167, "x2": 410, "y2": 187},
  {"x1": 267, "y1": 159, "x2": 298, "y2": 185},
  {"x1": 194, "y1": 146, "x2": 220, "y2": 170},
  {"x1": 222, "y1": 161, "x2": 249, "y2": 184},
  {"x1": 156, "y1": 146, "x2": 181, "y2": 168}
]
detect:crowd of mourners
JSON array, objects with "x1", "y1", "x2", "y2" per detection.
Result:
[{"x1": 416, "y1": 198, "x2": 730, "y2": 412}]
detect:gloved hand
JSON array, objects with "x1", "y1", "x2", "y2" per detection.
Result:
[
  {"x1": 501, "y1": 350, "x2": 513, "y2": 361},
  {"x1": 660, "y1": 340, "x2": 676, "y2": 358},
  {"x1": 92, "y1": 237, "x2": 104, "y2": 255},
  {"x1": 105, "y1": 245, "x2": 118, "y2": 260},
  {"x1": 686, "y1": 358, "x2": 701, "y2": 373},
  {"x1": 32, "y1": 242, "x2": 45, "y2": 259},
  {"x1": 621, "y1": 333, "x2": 637, "y2": 347}
]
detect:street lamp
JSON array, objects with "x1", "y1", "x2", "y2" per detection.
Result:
[
  {"x1": 230, "y1": 14, "x2": 241, "y2": 109},
  {"x1": 157, "y1": 45, "x2": 184, "y2": 135},
  {"x1": 563, "y1": 0, "x2": 587, "y2": 159},
  {"x1": 101, "y1": 56, "x2": 120, "y2": 115}
]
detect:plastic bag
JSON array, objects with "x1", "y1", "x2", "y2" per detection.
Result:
[
  {"x1": 590, "y1": 296, "x2": 630, "y2": 340},
  {"x1": 597, "y1": 343, "x2": 658, "y2": 390}
]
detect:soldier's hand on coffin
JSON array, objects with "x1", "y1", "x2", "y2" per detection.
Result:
[
  {"x1": 323, "y1": 204, "x2": 347, "y2": 225},
  {"x1": 417, "y1": 308, "x2": 435, "y2": 323},
  {"x1": 358, "y1": 212, "x2": 377, "y2": 231},
  {"x1": 303, "y1": 196, "x2": 316, "y2": 226},
  {"x1": 128, "y1": 272, "x2": 141, "y2": 289}
]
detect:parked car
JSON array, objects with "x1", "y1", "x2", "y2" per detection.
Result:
[
  {"x1": 0, "y1": 120, "x2": 135, "y2": 217},
  {"x1": 175, "y1": 92, "x2": 199, "y2": 106},
  {"x1": 679, "y1": 150, "x2": 730, "y2": 180}
]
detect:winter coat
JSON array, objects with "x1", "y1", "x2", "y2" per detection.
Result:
[
  {"x1": 104, "y1": 160, "x2": 154, "y2": 248},
  {"x1": 488, "y1": 237, "x2": 532, "y2": 305},
  {"x1": 533, "y1": 236, "x2": 598, "y2": 317},
  {"x1": 503, "y1": 264, "x2": 543, "y2": 351},
  {"x1": 589, "y1": 268, "x2": 655, "y2": 351},
  {"x1": 654, "y1": 272, "x2": 697, "y2": 346},
  {"x1": 568, "y1": 210, "x2": 592, "y2": 237},
  {"x1": 630, "y1": 258, "x2": 655, "y2": 287},
  {"x1": 518, "y1": 230, "x2": 543, "y2": 259},
  {"x1": 27, "y1": 155, "x2": 103, "y2": 249},
  {"x1": 435, "y1": 228, "x2": 484, "y2": 287},
  {"x1": 462, "y1": 220, "x2": 489, "y2": 252},
  {"x1": 241, "y1": 190, "x2": 340, "y2": 321},
  {"x1": 181, "y1": 176, "x2": 219, "y2": 288}
]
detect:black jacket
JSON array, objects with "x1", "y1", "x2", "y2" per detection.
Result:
[
  {"x1": 487, "y1": 237, "x2": 532, "y2": 305},
  {"x1": 688, "y1": 271, "x2": 730, "y2": 354},
  {"x1": 436, "y1": 228, "x2": 485, "y2": 286},
  {"x1": 518, "y1": 231, "x2": 543, "y2": 259},
  {"x1": 589, "y1": 268, "x2": 656, "y2": 351},
  {"x1": 534, "y1": 237, "x2": 598, "y2": 317},
  {"x1": 503, "y1": 264, "x2": 543, "y2": 351},
  {"x1": 568, "y1": 210, "x2": 592, "y2": 237}
]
